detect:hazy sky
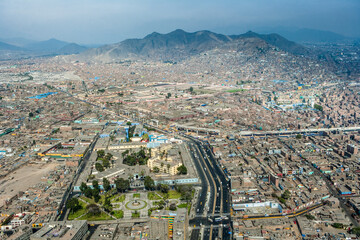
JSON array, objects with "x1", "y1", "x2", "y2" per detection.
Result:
[{"x1": 0, "y1": 0, "x2": 359, "y2": 44}]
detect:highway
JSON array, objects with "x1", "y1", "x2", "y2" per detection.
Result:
[
  {"x1": 187, "y1": 142, "x2": 210, "y2": 240},
  {"x1": 239, "y1": 126, "x2": 360, "y2": 137},
  {"x1": 185, "y1": 135, "x2": 232, "y2": 240}
]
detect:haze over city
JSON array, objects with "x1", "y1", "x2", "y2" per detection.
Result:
[{"x1": 0, "y1": 0, "x2": 359, "y2": 44}]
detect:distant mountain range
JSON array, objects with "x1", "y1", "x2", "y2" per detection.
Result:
[
  {"x1": 0, "y1": 28, "x2": 356, "y2": 61},
  {"x1": 73, "y1": 29, "x2": 316, "y2": 62},
  {"x1": 257, "y1": 28, "x2": 353, "y2": 43},
  {"x1": 0, "y1": 38, "x2": 87, "y2": 60}
]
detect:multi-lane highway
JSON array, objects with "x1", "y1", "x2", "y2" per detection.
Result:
[{"x1": 185, "y1": 135, "x2": 232, "y2": 240}]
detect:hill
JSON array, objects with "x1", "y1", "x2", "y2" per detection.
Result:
[
  {"x1": 24, "y1": 38, "x2": 69, "y2": 53},
  {"x1": 0, "y1": 41, "x2": 24, "y2": 51},
  {"x1": 74, "y1": 29, "x2": 315, "y2": 62},
  {"x1": 57, "y1": 43, "x2": 87, "y2": 55}
]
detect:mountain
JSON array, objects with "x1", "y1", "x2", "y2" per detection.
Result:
[
  {"x1": 24, "y1": 38, "x2": 69, "y2": 53},
  {"x1": 57, "y1": 43, "x2": 87, "y2": 55},
  {"x1": 232, "y1": 31, "x2": 313, "y2": 56},
  {"x1": 0, "y1": 41, "x2": 24, "y2": 51},
  {"x1": 0, "y1": 37, "x2": 36, "y2": 47},
  {"x1": 257, "y1": 27, "x2": 349, "y2": 43},
  {"x1": 75, "y1": 29, "x2": 311, "y2": 62}
]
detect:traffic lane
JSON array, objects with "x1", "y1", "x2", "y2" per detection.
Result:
[
  {"x1": 204, "y1": 146, "x2": 230, "y2": 214},
  {"x1": 192, "y1": 143, "x2": 216, "y2": 215},
  {"x1": 196, "y1": 143, "x2": 224, "y2": 213},
  {"x1": 188, "y1": 144, "x2": 208, "y2": 215},
  {"x1": 190, "y1": 228, "x2": 200, "y2": 240},
  {"x1": 195, "y1": 145, "x2": 218, "y2": 215}
]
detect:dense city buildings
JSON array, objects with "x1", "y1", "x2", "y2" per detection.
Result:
[{"x1": 0, "y1": 26, "x2": 359, "y2": 240}]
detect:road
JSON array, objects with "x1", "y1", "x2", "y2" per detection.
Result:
[
  {"x1": 184, "y1": 135, "x2": 232, "y2": 240},
  {"x1": 235, "y1": 202, "x2": 325, "y2": 220},
  {"x1": 239, "y1": 126, "x2": 360, "y2": 137},
  {"x1": 57, "y1": 134, "x2": 99, "y2": 221}
]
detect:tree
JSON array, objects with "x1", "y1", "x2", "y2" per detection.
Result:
[
  {"x1": 296, "y1": 134, "x2": 302, "y2": 139},
  {"x1": 153, "y1": 167, "x2": 160, "y2": 173},
  {"x1": 351, "y1": 227, "x2": 360, "y2": 236},
  {"x1": 144, "y1": 176, "x2": 155, "y2": 190},
  {"x1": 305, "y1": 214, "x2": 315, "y2": 220},
  {"x1": 159, "y1": 184, "x2": 169, "y2": 193},
  {"x1": 93, "y1": 193, "x2": 101, "y2": 203},
  {"x1": 92, "y1": 180, "x2": 100, "y2": 193},
  {"x1": 97, "y1": 150, "x2": 105, "y2": 158},
  {"x1": 105, "y1": 153, "x2": 113, "y2": 161},
  {"x1": 126, "y1": 121, "x2": 132, "y2": 126},
  {"x1": 103, "y1": 197, "x2": 112, "y2": 212},
  {"x1": 331, "y1": 223, "x2": 344, "y2": 229},
  {"x1": 80, "y1": 182, "x2": 88, "y2": 193},
  {"x1": 95, "y1": 162, "x2": 104, "y2": 172},
  {"x1": 281, "y1": 189, "x2": 291, "y2": 200},
  {"x1": 84, "y1": 188, "x2": 93, "y2": 198},
  {"x1": 176, "y1": 185, "x2": 193, "y2": 201},
  {"x1": 177, "y1": 165, "x2": 187, "y2": 175},
  {"x1": 169, "y1": 203, "x2": 177, "y2": 211},
  {"x1": 66, "y1": 198, "x2": 81, "y2": 213},
  {"x1": 102, "y1": 159, "x2": 110, "y2": 168},
  {"x1": 166, "y1": 93, "x2": 171, "y2": 99},
  {"x1": 314, "y1": 104, "x2": 323, "y2": 111},
  {"x1": 28, "y1": 112, "x2": 34, "y2": 118},
  {"x1": 87, "y1": 204, "x2": 100, "y2": 216},
  {"x1": 189, "y1": 87, "x2": 194, "y2": 93},
  {"x1": 115, "y1": 178, "x2": 130, "y2": 192},
  {"x1": 103, "y1": 178, "x2": 111, "y2": 192}
]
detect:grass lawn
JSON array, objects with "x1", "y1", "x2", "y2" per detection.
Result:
[
  {"x1": 157, "y1": 190, "x2": 181, "y2": 199},
  {"x1": 80, "y1": 195, "x2": 105, "y2": 205},
  {"x1": 167, "y1": 190, "x2": 182, "y2": 199},
  {"x1": 112, "y1": 210, "x2": 124, "y2": 219},
  {"x1": 177, "y1": 203, "x2": 188, "y2": 208},
  {"x1": 79, "y1": 212, "x2": 112, "y2": 221},
  {"x1": 111, "y1": 194, "x2": 125, "y2": 203},
  {"x1": 226, "y1": 89, "x2": 247, "y2": 93},
  {"x1": 132, "y1": 211, "x2": 140, "y2": 218},
  {"x1": 67, "y1": 200, "x2": 87, "y2": 220},
  {"x1": 148, "y1": 192, "x2": 161, "y2": 200},
  {"x1": 133, "y1": 193, "x2": 140, "y2": 198}
]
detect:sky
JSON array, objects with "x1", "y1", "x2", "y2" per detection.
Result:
[{"x1": 0, "y1": 0, "x2": 359, "y2": 44}]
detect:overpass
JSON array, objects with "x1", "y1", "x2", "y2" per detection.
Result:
[
  {"x1": 239, "y1": 126, "x2": 360, "y2": 137},
  {"x1": 175, "y1": 124, "x2": 220, "y2": 135}
]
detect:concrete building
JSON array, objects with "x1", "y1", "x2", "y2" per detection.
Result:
[{"x1": 30, "y1": 220, "x2": 88, "y2": 240}]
